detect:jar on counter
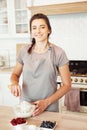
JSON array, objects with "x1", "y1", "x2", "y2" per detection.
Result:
[{"x1": 0, "y1": 56, "x2": 5, "y2": 67}]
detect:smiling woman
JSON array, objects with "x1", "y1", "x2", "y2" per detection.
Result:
[
  {"x1": 30, "y1": 19, "x2": 50, "y2": 53},
  {"x1": 10, "y1": 13, "x2": 71, "y2": 116}
]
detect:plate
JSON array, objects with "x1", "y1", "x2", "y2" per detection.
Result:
[
  {"x1": 41, "y1": 128, "x2": 56, "y2": 130},
  {"x1": 12, "y1": 124, "x2": 41, "y2": 130},
  {"x1": 10, "y1": 123, "x2": 28, "y2": 130},
  {"x1": 10, "y1": 117, "x2": 27, "y2": 126},
  {"x1": 27, "y1": 125, "x2": 41, "y2": 130},
  {"x1": 10, "y1": 122, "x2": 27, "y2": 126}
]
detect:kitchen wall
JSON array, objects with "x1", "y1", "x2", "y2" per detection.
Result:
[
  {"x1": 33, "y1": 0, "x2": 86, "y2": 5},
  {"x1": 0, "y1": 0, "x2": 87, "y2": 67},
  {"x1": 48, "y1": 13, "x2": 87, "y2": 60},
  {"x1": 32, "y1": 0, "x2": 87, "y2": 60}
]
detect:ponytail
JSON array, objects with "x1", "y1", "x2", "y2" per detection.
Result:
[{"x1": 28, "y1": 38, "x2": 35, "y2": 54}]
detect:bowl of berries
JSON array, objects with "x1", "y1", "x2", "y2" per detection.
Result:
[
  {"x1": 10, "y1": 117, "x2": 27, "y2": 130},
  {"x1": 10, "y1": 117, "x2": 27, "y2": 126},
  {"x1": 40, "y1": 121, "x2": 57, "y2": 130}
]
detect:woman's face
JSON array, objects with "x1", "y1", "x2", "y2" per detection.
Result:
[{"x1": 31, "y1": 19, "x2": 50, "y2": 43}]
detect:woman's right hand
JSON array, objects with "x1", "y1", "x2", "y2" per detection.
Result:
[{"x1": 10, "y1": 84, "x2": 21, "y2": 97}]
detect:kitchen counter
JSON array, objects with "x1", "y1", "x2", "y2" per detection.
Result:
[
  {"x1": 0, "y1": 106, "x2": 87, "y2": 130},
  {"x1": 0, "y1": 67, "x2": 14, "y2": 73}
]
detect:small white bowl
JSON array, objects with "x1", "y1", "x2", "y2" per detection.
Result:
[
  {"x1": 26, "y1": 125, "x2": 41, "y2": 130},
  {"x1": 11, "y1": 124, "x2": 27, "y2": 130}
]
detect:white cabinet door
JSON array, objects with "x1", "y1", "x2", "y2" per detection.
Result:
[
  {"x1": 0, "y1": 0, "x2": 30, "y2": 38},
  {"x1": 0, "y1": 73, "x2": 19, "y2": 106},
  {"x1": 0, "y1": 0, "x2": 9, "y2": 37},
  {"x1": 14, "y1": 0, "x2": 29, "y2": 34}
]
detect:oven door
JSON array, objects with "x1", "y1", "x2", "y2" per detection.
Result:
[{"x1": 80, "y1": 88, "x2": 87, "y2": 113}]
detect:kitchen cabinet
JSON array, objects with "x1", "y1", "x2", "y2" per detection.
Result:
[
  {"x1": 14, "y1": 0, "x2": 29, "y2": 35},
  {"x1": 29, "y1": 1, "x2": 87, "y2": 15},
  {"x1": 0, "y1": 0, "x2": 30, "y2": 38},
  {"x1": 0, "y1": 73, "x2": 19, "y2": 106},
  {"x1": 0, "y1": 0, "x2": 8, "y2": 37}
]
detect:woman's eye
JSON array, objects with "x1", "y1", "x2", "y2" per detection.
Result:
[
  {"x1": 32, "y1": 27, "x2": 36, "y2": 30},
  {"x1": 41, "y1": 26, "x2": 45, "y2": 29},
  {"x1": 32, "y1": 26, "x2": 45, "y2": 30}
]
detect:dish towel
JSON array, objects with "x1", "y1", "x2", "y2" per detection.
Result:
[{"x1": 64, "y1": 87, "x2": 80, "y2": 112}]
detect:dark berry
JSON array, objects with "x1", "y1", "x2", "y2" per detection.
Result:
[{"x1": 40, "y1": 121, "x2": 56, "y2": 129}]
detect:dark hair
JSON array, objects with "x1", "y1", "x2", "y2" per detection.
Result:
[{"x1": 28, "y1": 13, "x2": 52, "y2": 54}]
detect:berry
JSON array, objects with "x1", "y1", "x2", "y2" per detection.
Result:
[
  {"x1": 40, "y1": 121, "x2": 56, "y2": 129},
  {"x1": 10, "y1": 117, "x2": 26, "y2": 126}
]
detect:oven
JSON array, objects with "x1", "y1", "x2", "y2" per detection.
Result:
[
  {"x1": 80, "y1": 88, "x2": 87, "y2": 112},
  {"x1": 69, "y1": 60, "x2": 87, "y2": 113}
]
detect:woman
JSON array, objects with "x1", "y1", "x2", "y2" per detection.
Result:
[{"x1": 10, "y1": 13, "x2": 71, "y2": 116}]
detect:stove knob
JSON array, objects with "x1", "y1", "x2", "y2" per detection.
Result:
[
  {"x1": 80, "y1": 79, "x2": 83, "y2": 83},
  {"x1": 85, "y1": 79, "x2": 87, "y2": 83},
  {"x1": 71, "y1": 78, "x2": 73, "y2": 82},
  {"x1": 74, "y1": 78, "x2": 78, "y2": 82}
]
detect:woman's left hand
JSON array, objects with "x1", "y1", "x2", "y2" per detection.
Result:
[{"x1": 32, "y1": 99, "x2": 49, "y2": 116}]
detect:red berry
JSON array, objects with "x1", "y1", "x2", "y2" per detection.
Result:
[
  {"x1": 10, "y1": 118, "x2": 17, "y2": 126},
  {"x1": 10, "y1": 118, "x2": 26, "y2": 126}
]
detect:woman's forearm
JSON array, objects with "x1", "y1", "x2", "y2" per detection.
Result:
[
  {"x1": 10, "y1": 73, "x2": 20, "y2": 85},
  {"x1": 45, "y1": 84, "x2": 71, "y2": 107}
]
